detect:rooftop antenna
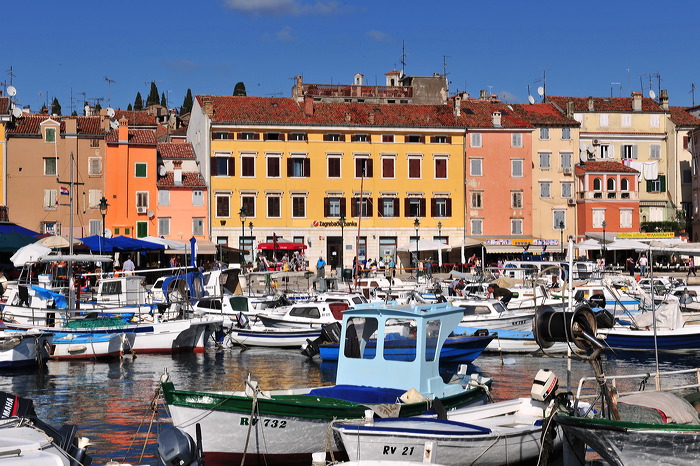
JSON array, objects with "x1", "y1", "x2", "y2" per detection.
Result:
[
  {"x1": 442, "y1": 55, "x2": 451, "y2": 93},
  {"x1": 535, "y1": 68, "x2": 549, "y2": 101},
  {"x1": 611, "y1": 82, "x2": 622, "y2": 97},
  {"x1": 487, "y1": 85, "x2": 494, "y2": 97},
  {"x1": 690, "y1": 83, "x2": 696, "y2": 107},
  {"x1": 6, "y1": 66, "x2": 15, "y2": 87},
  {"x1": 89, "y1": 97, "x2": 104, "y2": 108},
  {"x1": 104, "y1": 76, "x2": 116, "y2": 107},
  {"x1": 626, "y1": 69, "x2": 631, "y2": 95},
  {"x1": 400, "y1": 40, "x2": 406, "y2": 77},
  {"x1": 527, "y1": 84, "x2": 535, "y2": 104}
]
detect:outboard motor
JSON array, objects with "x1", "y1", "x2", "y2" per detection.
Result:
[
  {"x1": 158, "y1": 424, "x2": 204, "y2": 466},
  {"x1": 531, "y1": 369, "x2": 558, "y2": 402},
  {"x1": 301, "y1": 322, "x2": 342, "y2": 358},
  {"x1": 588, "y1": 293, "x2": 606, "y2": 309}
]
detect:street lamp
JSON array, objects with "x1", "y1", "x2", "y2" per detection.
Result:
[
  {"x1": 98, "y1": 196, "x2": 109, "y2": 253},
  {"x1": 437, "y1": 221, "x2": 443, "y2": 269},
  {"x1": 414, "y1": 218, "x2": 420, "y2": 277},
  {"x1": 602, "y1": 220, "x2": 607, "y2": 263},
  {"x1": 339, "y1": 214, "x2": 346, "y2": 277},
  {"x1": 559, "y1": 220, "x2": 564, "y2": 254},
  {"x1": 239, "y1": 207, "x2": 247, "y2": 262}
]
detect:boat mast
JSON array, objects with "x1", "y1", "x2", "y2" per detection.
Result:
[
  {"x1": 353, "y1": 167, "x2": 365, "y2": 290},
  {"x1": 57, "y1": 151, "x2": 81, "y2": 310}
]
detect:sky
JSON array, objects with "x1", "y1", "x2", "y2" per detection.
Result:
[{"x1": 5, "y1": 0, "x2": 700, "y2": 114}]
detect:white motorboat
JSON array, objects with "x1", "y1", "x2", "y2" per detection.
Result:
[
  {"x1": 447, "y1": 297, "x2": 534, "y2": 331},
  {"x1": 0, "y1": 327, "x2": 52, "y2": 369},
  {"x1": 50, "y1": 332, "x2": 127, "y2": 360},
  {"x1": 256, "y1": 301, "x2": 349, "y2": 328},
  {"x1": 226, "y1": 323, "x2": 322, "y2": 348}
]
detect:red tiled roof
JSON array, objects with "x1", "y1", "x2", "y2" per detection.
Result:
[
  {"x1": 6, "y1": 114, "x2": 107, "y2": 135},
  {"x1": 158, "y1": 142, "x2": 195, "y2": 159},
  {"x1": 668, "y1": 106, "x2": 700, "y2": 127},
  {"x1": 579, "y1": 161, "x2": 639, "y2": 173},
  {"x1": 512, "y1": 103, "x2": 579, "y2": 126},
  {"x1": 105, "y1": 128, "x2": 157, "y2": 144},
  {"x1": 156, "y1": 172, "x2": 206, "y2": 187},
  {"x1": 196, "y1": 95, "x2": 533, "y2": 129},
  {"x1": 114, "y1": 110, "x2": 157, "y2": 126},
  {"x1": 547, "y1": 95, "x2": 663, "y2": 113}
]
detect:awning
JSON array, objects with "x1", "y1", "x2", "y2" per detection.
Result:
[
  {"x1": 257, "y1": 242, "x2": 307, "y2": 250},
  {"x1": 483, "y1": 244, "x2": 551, "y2": 254}
]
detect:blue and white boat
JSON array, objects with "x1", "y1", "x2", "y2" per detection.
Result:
[{"x1": 0, "y1": 327, "x2": 52, "y2": 369}]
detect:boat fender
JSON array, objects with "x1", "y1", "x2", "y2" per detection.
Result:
[
  {"x1": 400, "y1": 388, "x2": 428, "y2": 404},
  {"x1": 531, "y1": 369, "x2": 558, "y2": 402}
]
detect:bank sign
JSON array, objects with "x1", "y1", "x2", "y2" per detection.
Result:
[{"x1": 617, "y1": 232, "x2": 675, "y2": 239}]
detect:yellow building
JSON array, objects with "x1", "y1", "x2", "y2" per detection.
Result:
[{"x1": 188, "y1": 95, "x2": 468, "y2": 271}]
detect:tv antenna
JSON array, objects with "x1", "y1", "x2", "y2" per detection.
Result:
[
  {"x1": 611, "y1": 82, "x2": 622, "y2": 97},
  {"x1": 690, "y1": 83, "x2": 696, "y2": 107},
  {"x1": 535, "y1": 68, "x2": 549, "y2": 101},
  {"x1": 5, "y1": 66, "x2": 15, "y2": 87},
  {"x1": 105, "y1": 76, "x2": 116, "y2": 107},
  {"x1": 400, "y1": 40, "x2": 407, "y2": 76},
  {"x1": 89, "y1": 97, "x2": 104, "y2": 108}
]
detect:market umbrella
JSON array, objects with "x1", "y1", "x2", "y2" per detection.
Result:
[
  {"x1": 10, "y1": 243, "x2": 52, "y2": 266},
  {"x1": 575, "y1": 239, "x2": 603, "y2": 250},
  {"x1": 398, "y1": 239, "x2": 453, "y2": 267},
  {"x1": 605, "y1": 239, "x2": 649, "y2": 251},
  {"x1": 35, "y1": 235, "x2": 83, "y2": 249}
]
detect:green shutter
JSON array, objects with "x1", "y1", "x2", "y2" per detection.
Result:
[
  {"x1": 137, "y1": 222, "x2": 148, "y2": 238},
  {"x1": 135, "y1": 163, "x2": 147, "y2": 177},
  {"x1": 646, "y1": 180, "x2": 653, "y2": 192},
  {"x1": 660, "y1": 175, "x2": 666, "y2": 192}
]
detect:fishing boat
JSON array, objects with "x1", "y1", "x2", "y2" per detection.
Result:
[
  {"x1": 161, "y1": 301, "x2": 493, "y2": 465},
  {"x1": 455, "y1": 326, "x2": 572, "y2": 354},
  {"x1": 227, "y1": 323, "x2": 322, "y2": 349},
  {"x1": 256, "y1": 301, "x2": 348, "y2": 328},
  {"x1": 0, "y1": 327, "x2": 52, "y2": 369},
  {"x1": 448, "y1": 297, "x2": 535, "y2": 331},
  {"x1": 50, "y1": 332, "x2": 127, "y2": 360},
  {"x1": 333, "y1": 371, "x2": 566, "y2": 465}
]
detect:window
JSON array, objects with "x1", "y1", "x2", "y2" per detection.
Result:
[
  {"x1": 434, "y1": 158, "x2": 447, "y2": 178},
  {"x1": 267, "y1": 196, "x2": 281, "y2": 218},
  {"x1": 607, "y1": 178, "x2": 616, "y2": 191},
  {"x1": 405, "y1": 198, "x2": 426, "y2": 217},
  {"x1": 560, "y1": 152, "x2": 572, "y2": 169},
  {"x1": 511, "y1": 159, "x2": 523, "y2": 177},
  {"x1": 241, "y1": 155, "x2": 255, "y2": 177},
  {"x1": 135, "y1": 163, "x2": 147, "y2": 178},
  {"x1": 650, "y1": 114, "x2": 660, "y2": 128},
  {"x1": 562, "y1": 127, "x2": 571, "y2": 140},
  {"x1": 561, "y1": 182, "x2": 573, "y2": 198},
  {"x1": 378, "y1": 198, "x2": 398, "y2": 217},
  {"x1": 136, "y1": 191, "x2": 149, "y2": 208},
  {"x1": 289, "y1": 133, "x2": 307, "y2": 141},
  {"x1": 592, "y1": 210, "x2": 605, "y2": 228},
  {"x1": 650, "y1": 144, "x2": 661, "y2": 159},
  {"x1": 324, "y1": 133, "x2": 344, "y2": 142},
  {"x1": 352, "y1": 134, "x2": 369, "y2": 142},
  {"x1": 213, "y1": 131, "x2": 232, "y2": 140},
  {"x1": 511, "y1": 133, "x2": 522, "y2": 147},
  {"x1": 540, "y1": 181, "x2": 551, "y2": 198},
  {"x1": 471, "y1": 219, "x2": 483, "y2": 235},
  {"x1": 159, "y1": 218, "x2": 171, "y2": 236},
  {"x1": 553, "y1": 210, "x2": 566, "y2": 229},
  {"x1": 431, "y1": 198, "x2": 451, "y2": 218},
  {"x1": 292, "y1": 196, "x2": 306, "y2": 218},
  {"x1": 324, "y1": 197, "x2": 345, "y2": 217},
  {"x1": 470, "y1": 191, "x2": 483, "y2": 209},
  {"x1": 45, "y1": 127, "x2": 56, "y2": 143},
  {"x1": 405, "y1": 134, "x2": 423, "y2": 143},
  {"x1": 470, "y1": 133, "x2": 482, "y2": 147},
  {"x1": 620, "y1": 209, "x2": 633, "y2": 228},
  {"x1": 646, "y1": 175, "x2": 666, "y2": 193},
  {"x1": 212, "y1": 154, "x2": 235, "y2": 176},
  {"x1": 193, "y1": 218, "x2": 204, "y2": 236},
  {"x1": 287, "y1": 157, "x2": 310, "y2": 177},
  {"x1": 216, "y1": 195, "x2": 230, "y2": 217},
  {"x1": 136, "y1": 221, "x2": 148, "y2": 238},
  {"x1": 88, "y1": 157, "x2": 102, "y2": 175},
  {"x1": 89, "y1": 219, "x2": 101, "y2": 236},
  {"x1": 267, "y1": 155, "x2": 280, "y2": 178},
  {"x1": 328, "y1": 157, "x2": 341, "y2": 178},
  {"x1": 158, "y1": 189, "x2": 170, "y2": 206},
  {"x1": 540, "y1": 128, "x2": 550, "y2": 140},
  {"x1": 622, "y1": 144, "x2": 637, "y2": 159},
  {"x1": 600, "y1": 114, "x2": 609, "y2": 127},
  {"x1": 539, "y1": 152, "x2": 551, "y2": 169},
  {"x1": 683, "y1": 169, "x2": 692, "y2": 184},
  {"x1": 511, "y1": 191, "x2": 523, "y2": 208},
  {"x1": 382, "y1": 157, "x2": 395, "y2": 178},
  {"x1": 238, "y1": 132, "x2": 258, "y2": 140},
  {"x1": 43, "y1": 189, "x2": 57, "y2": 209},
  {"x1": 264, "y1": 132, "x2": 283, "y2": 141},
  {"x1": 431, "y1": 135, "x2": 449, "y2": 144},
  {"x1": 470, "y1": 159, "x2": 483, "y2": 176},
  {"x1": 351, "y1": 197, "x2": 373, "y2": 217},
  {"x1": 621, "y1": 178, "x2": 630, "y2": 191},
  {"x1": 593, "y1": 177, "x2": 603, "y2": 191},
  {"x1": 192, "y1": 190, "x2": 204, "y2": 206},
  {"x1": 408, "y1": 157, "x2": 421, "y2": 178},
  {"x1": 241, "y1": 196, "x2": 255, "y2": 217},
  {"x1": 44, "y1": 157, "x2": 57, "y2": 176},
  {"x1": 355, "y1": 158, "x2": 373, "y2": 178},
  {"x1": 382, "y1": 134, "x2": 394, "y2": 143},
  {"x1": 511, "y1": 219, "x2": 523, "y2": 235}
]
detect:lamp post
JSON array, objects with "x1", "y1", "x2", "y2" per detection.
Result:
[
  {"x1": 414, "y1": 218, "x2": 420, "y2": 278},
  {"x1": 559, "y1": 220, "x2": 564, "y2": 254},
  {"x1": 437, "y1": 221, "x2": 443, "y2": 269},
  {"x1": 602, "y1": 220, "x2": 607, "y2": 264},
  {"x1": 239, "y1": 207, "x2": 247, "y2": 263},
  {"x1": 98, "y1": 196, "x2": 109, "y2": 253},
  {"x1": 339, "y1": 214, "x2": 345, "y2": 277}
]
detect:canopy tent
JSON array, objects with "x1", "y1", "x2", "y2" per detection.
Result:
[
  {"x1": 398, "y1": 239, "x2": 453, "y2": 266},
  {"x1": 0, "y1": 232, "x2": 40, "y2": 253},
  {"x1": 79, "y1": 235, "x2": 117, "y2": 252},
  {"x1": 10, "y1": 243, "x2": 52, "y2": 267},
  {"x1": 109, "y1": 236, "x2": 165, "y2": 251},
  {"x1": 605, "y1": 239, "x2": 650, "y2": 251},
  {"x1": 575, "y1": 239, "x2": 603, "y2": 250},
  {"x1": 257, "y1": 241, "x2": 307, "y2": 251},
  {"x1": 143, "y1": 236, "x2": 189, "y2": 251},
  {"x1": 0, "y1": 222, "x2": 39, "y2": 237}
]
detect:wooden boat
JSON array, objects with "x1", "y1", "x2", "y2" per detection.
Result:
[
  {"x1": 227, "y1": 324, "x2": 322, "y2": 349},
  {"x1": 50, "y1": 332, "x2": 127, "y2": 360},
  {"x1": 161, "y1": 302, "x2": 493, "y2": 465},
  {"x1": 0, "y1": 328, "x2": 52, "y2": 369},
  {"x1": 256, "y1": 301, "x2": 348, "y2": 328},
  {"x1": 317, "y1": 330, "x2": 496, "y2": 364},
  {"x1": 333, "y1": 396, "x2": 556, "y2": 465}
]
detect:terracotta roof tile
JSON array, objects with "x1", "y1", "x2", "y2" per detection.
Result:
[
  {"x1": 511, "y1": 103, "x2": 579, "y2": 126},
  {"x1": 156, "y1": 172, "x2": 206, "y2": 187},
  {"x1": 579, "y1": 161, "x2": 639, "y2": 173},
  {"x1": 668, "y1": 106, "x2": 700, "y2": 126},
  {"x1": 6, "y1": 114, "x2": 107, "y2": 135},
  {"x1": 105, "y1": 128, "x2": 157, "y2": 145},
  {"x1": 547, "y1": 95, "x2": 663, "y2": 113},
  {"x1": 114, "y1": 110, "x2": 157, "y2": 126},
  {"x1": 158, "y1": 142, "x2": 195, "y2": 159}
]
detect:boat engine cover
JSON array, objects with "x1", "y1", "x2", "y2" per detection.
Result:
[
  {"x1": 531, "y1": 369, "x2": 558, "y2": 402},
  {"x1": 158, "y1": 425, "x2": 196, "y2": 466}
]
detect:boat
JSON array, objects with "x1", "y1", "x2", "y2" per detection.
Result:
[
  {"x1": 316, "y1": 329, "x2": 496, "y2": 364},
  {"x1": 256, "y1": 300, "x2": 348, "y2": 328},
  {"x1": 448, "y1": 297, "x2": 535, "y2": 331},
  {"x1": 455, "y1": 325, "x2": 572, "y2": 354},
  {"x1": 333, "y1": 371, "x2": 565, "y2": 465},
  {"x1": 227, "y1": 323, "x2": 323, "y2": 349},
  {"x1": 161, "y1": 301, "x2": 493, "y2": 465},
  {"x1": 50, "y1": 332, "x2": 127, "y2": 360},
  {"x1": 0, "y1": 326, "x2": 52, "y2": 369}
]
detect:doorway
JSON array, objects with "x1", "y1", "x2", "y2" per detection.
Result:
[{"x1": 327, "y1": 236, "x2": 342, "y2": 275}]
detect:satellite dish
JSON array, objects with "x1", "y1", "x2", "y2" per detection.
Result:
[
  {"x1": 528, "y1": 95, "x2": 535, "y2": 104},
  {"x1": 104, "y1": 228, "x2": 113, "y2": 238},
  {"x1": 147, "y1": 210, "x2": 155, "y2": 218},
  {"x1": 107, "y1": 107, "x2": 115, "y2": 118},
  {"x1": 649, "y1": 90, "x2": 656, "y2": 99},
  {"x1": 11, "y1": 106, "x2": 22, "y2": 118},
  {"x1": 587, "y1": 144, "x2": 595, "y2": 154},
  {"x1": 537, "y1": 86, "x2": 544, "y2": 97},
  {"x1": 158, "y1": 165, "x2": 166, "y2": 176},
  {"x1": 110, "y1": 120, "x2": 119, "y2": 129},
  {"x1": 579, "y1": 141, "x2": 587, "y2": 152},
  {"x1": 579, "y1": 151, "x2": 587, "y2": 164},
  {"x1": 6, "y1": 86, "x2": 16, "y2": 97}
]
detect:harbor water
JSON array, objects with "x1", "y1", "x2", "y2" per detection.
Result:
[{"x1": 4, "y1": 345, "x2": 700, "y2": 465}]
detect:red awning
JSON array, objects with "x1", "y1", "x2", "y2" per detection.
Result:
[{"x1": 257, "y1": 242, "x2": 307, "y2": 250}]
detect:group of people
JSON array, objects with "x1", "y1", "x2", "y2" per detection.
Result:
[
  {"x1": 448, "y1": 277, "x2": 513, "y2": 306},
  {"x1": 256, "y1": 251, "x2": 306, "y2": 272}
]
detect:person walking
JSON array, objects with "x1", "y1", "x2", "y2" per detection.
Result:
[
  {"x1": 688, "y1": 258, "x2": 697, "y2": 277},
  {"x1": 637, "y1": 254, "x2": 648, "y2": 277},
  {"x1": 316, "y1": 256, "x2": 326, "y2": 278},
  {"x1": 122, "y1": 255, "x2": 136, "y2": 276},
  {"x1": 625, "y1": 257, "x2": 635, "y2": 277}
]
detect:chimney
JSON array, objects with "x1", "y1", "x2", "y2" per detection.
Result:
[
  {"x1": 65, "y1": 118, "x2": 77, "y2": 136},
  {"x1": 345, "y1": 112, "x2": 352, "y2": 123},
  {"x1": 587, "y1": 97, "x2": 594, "y2": 111},
  {"x1": 173, "y1": 160, "x2": 183, "y2": 186},
  {"x1": 368, "y1": 110, "x2": 375, "y2": 125},
  {"x1": 202, "y1": 98, "x2": 213, "y2": 116},
  {"x1": 118, "y1": 119, "x2": 129, "y2": 142},
  {"x1": 659, "y1": 89, "x2": 669, "y2": 110},
  {"x1": 632, "y1": 92, "x2": 642, "y2": 111},
  {"x1": 492, "y1": 111, "x2": 502, "y2": 127},
  {"x1": 453, "y1": 95, "x2": 461, "y2": 118},
  {"x1": 303, "y1": 94, "x2": 314, "y2": 117},
  {"x1": 566, "y1": 101, "x2": 574, "y2": 119},
  {"x1": 480, "y1": 90, "x2": 488, "y2": 100},
  {"x1": 100, "y1": 108, "x2": 111, "y2": 131}
]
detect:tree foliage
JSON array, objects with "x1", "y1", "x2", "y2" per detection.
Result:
[
  {"x1": 233, "y1": 82, "x2": 247, "y2": 96},
  {"x1": 134, "y1": 92, "x2": 143, "y2": 111},
  {"x1": 127, "y1": 103, "x2": 133, "y2": 111},
  {"x1": 51, "y1": 97, "x2": 61, "y2": 115},
  {"x1": 146, "y1": 82, "x2": 160, "y2": 107},
  {"x1": 161, "y1": 92, "x2": 167, "y2": 108},
  {"x1": 181, "y1": 89, "x2": 193, "y2": 115}
]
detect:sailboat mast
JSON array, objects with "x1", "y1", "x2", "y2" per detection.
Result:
[
  {"x1": 353, "y1": 168, "x2": 365, "y2": 289},
  {"x1": 68, "y1": 151, "x2": 75, "y2": 309}
]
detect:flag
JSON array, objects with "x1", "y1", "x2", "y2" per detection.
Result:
[{"x1": 60, "y1": 186, "x2": 69, "y2": 195}]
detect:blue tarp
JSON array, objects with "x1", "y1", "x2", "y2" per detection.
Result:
[
  {"x1": 0, "y1": 223, "x2": 39, "y2": 237},
  {"x1": 79, "y1": 235, "x2": 117, "y2": 252},
  {"x1": 161, "y1": 271, "x2": 206, "y2": 302},
  {"x1": 30, "y1": 285, "x2": 67, "y2": 309},
  {"x1": 110, "y1": 236, "x2": 164, "y2": 251}
]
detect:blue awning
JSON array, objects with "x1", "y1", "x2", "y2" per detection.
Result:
[{"x1": 0, "y1": 223, "x2": 39, "y2": 237}]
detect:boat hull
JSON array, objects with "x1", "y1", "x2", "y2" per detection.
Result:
[
  {"x1": 227, "y1": 327, "x2": 322, "y2": 348},
  {"x1": 597, "y1": 326, "x2": 700, "y2": 351},
  {"x1": 50, "y1": 333, "x2": 126, "y2": 360},
  {"x1": 0, "y1": 332, "x2": 52, "y2": 368}
]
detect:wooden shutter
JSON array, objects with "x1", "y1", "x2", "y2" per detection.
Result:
[
  {"x1": 303, "y1": 158, "x2": 310, "y2": 177},
  {"x1": 323, "y1": 198, "x2": 330, "y2": 217},
  {"x1": 228, "y1": 157, "x2": 235, "y2": 176},
  {"x1": 404, "y1": 198, "x2": 410, "y2": 217},
  {"x1": 340, "y1": 198, "x2": 347, "y2": 217},
  {"x1": 366, "y1": 198, "x2": 373, "y2": 217},
  {"x1": 430, "y1": 198, "x2": 437, "y2": 217},
  {"x1": 377, "y1": 198, "x2": 384, "y2": 217},
  {"x1": 435, "y1": 159, "x2": 447, "y2": 178},
  {"x1": 287, "y1": 158, "x2": 293, "y2": 177},
  {"x1": 211, "y1": 159, "x2": 218, "y2": 176},
  {"x1": 351, "y1": 198, "x2": 358, "y2": 217},
  {"x1": 366, "y1": 159, "x2": 373, "y2": 177},
  {"x1": 419, "y1": 198, "x2": 426, "y2": 217},
  {"x1": 409, "y1": 159, "x2": 420, "y2": 178},
  {"x1": 446, "y1": 198, "x2": 452, "y2": 217},
  {"x1": 383, "y1": 158, "x2": 394, "y2": 178}
]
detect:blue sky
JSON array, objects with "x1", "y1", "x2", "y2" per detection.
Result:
[{"x1": 6, "y1": 0, "x2": 700, "y2": 113}]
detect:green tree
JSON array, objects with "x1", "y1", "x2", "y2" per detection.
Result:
[
  {"x1": 181, "y1": 89, "x2": 193, "y2": 114},
  {"x1": 233, "y1": 82, "x2": 247, "y2": 96},
  {"x1": 134, "y1": 92, "x2": 143, "y2": 111},
  {"x1": 51, "y1": 97, "x2": 61, "y2": 115},
  {"x1": 146, "y1": 82, "x2": 160, "y2": 107},
  {"x1": 71, "y1": 110, "x2": 77, "y2": 116},
  {"x1": 127, "y1": 103, "x2": 133, "y2": 111},
  {"x1": 161, "y1": 92, "x2": 167, "y2": 108}
]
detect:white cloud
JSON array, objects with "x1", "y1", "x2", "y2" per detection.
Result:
[
  {"x1": 365, "y1": 30, "x2": 392, "y2": 43},
  {"x1": 276, "y1": 26, "x2": 296, "y2": 42},
  {"x1": 224, "y1": 0, "x2": 342, "y2": 16},
  {"x1": 168, "y1": 59, "x2": 199, "y2": 72}
]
